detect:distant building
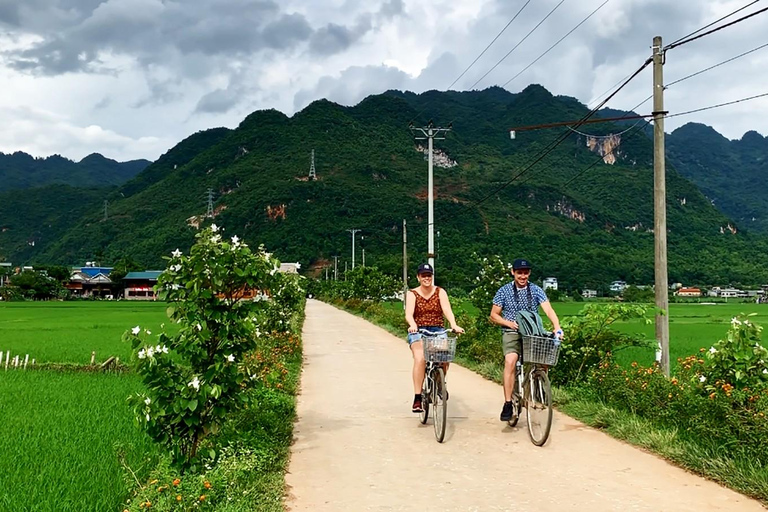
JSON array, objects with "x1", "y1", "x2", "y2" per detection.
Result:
[
  {"x1": 719, "y1": 288, "x2": 741, "y2": 298},
  {"x1": 675, "y1": 287, "x2": 701, "y2": 297},
  {"x1": 66, "y1": 266, "x2": 114, "y2": 298},
  {"x1": 124, "y1": 271, "x2": 163, "y2": 300},
  {"x1": 582, "y1": 289, "x2": 598, "y2": 299},
  {"x1": 610, "y1": 280, "x2": 627, "y2": 293},
  {"x1": 0, "y1": 262, "x2": 11, "y2": 287},
  {"x1": 279, "y1": 262, "x2": 301, "y2": 274},
  {"x1": 542, "y1": 277, "x2": 558, "y2": 291}
]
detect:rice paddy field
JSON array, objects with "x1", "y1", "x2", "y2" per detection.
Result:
[{"x1": 0, "y1": 301, "x2": 169, "y2": 512}]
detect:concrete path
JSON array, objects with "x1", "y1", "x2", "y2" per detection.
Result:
[{"x1": 285, "y1": 300, "x2": 765, "y2": 512}]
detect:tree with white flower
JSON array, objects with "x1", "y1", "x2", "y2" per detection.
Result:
[
  {"x1": 704, "y1": 312, "x2": 768, "y2": 388},
  {"x1": 124, "y1": 225, "x2": 303, "y2": 467}
]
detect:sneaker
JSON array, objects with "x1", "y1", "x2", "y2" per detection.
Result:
[
  {"x1": 500, "y1": 401, "x2": 514, "y2": 421},
  {"x1": 412, "y1": 397, "x2": 423, "y2": 413}
]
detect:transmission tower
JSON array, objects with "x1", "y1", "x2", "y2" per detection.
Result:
[
  {"x1": 206, "y1": 188, "x2": 214, "y2": 218},
  {"x1": 309, "y1": 149, "x2": 317, "y2": 180}
]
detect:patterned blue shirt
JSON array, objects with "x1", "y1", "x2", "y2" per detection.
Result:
[{"x1": 493, "y1": 283, "x2": 549, "y2": 322}]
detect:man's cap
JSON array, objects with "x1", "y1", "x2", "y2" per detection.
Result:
[
  {"x1": 417, "y1": 263, "x2": 434, "y2": 275},
  {"x1": 512, "y1": 258, "x2": 532, "y2": 270}
]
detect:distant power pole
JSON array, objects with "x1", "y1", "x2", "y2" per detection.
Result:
[
  {"x1": 325, "y1": 266, "x2": 329, "y2": 280},
  {"x1": 403, "y1": 219, "x2": 408, "y2": 309},
  {"x1": 344, "y1": 261, "x2": 348, "y2": 280},
  {"x1": 346, "y1": 229, "x2": 361, "y2": 269},
  {"x1": 103, "y1": 200, "x2": 108, "y2": 221},
  {"x1": 206, "y1": 188, "x2": 215, "y2": 218},
  {"x1": 309, "y1": 150, "x2": 317, "y2": 180},
  {"x1": 653, "y1": 35, "x2": 670, "y2": 377},
  {"x1": 361, "y1": 235, "x2": 366, "y2": 267},
  {"x1": 410, "y1": 120, "x2": 451, "y2": 270},
  {"x1": 333, "y1": 256, "x2": 339, "y2": 281}
]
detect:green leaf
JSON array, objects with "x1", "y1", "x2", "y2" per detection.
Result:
[{"x1": 188, "y1": 399, "x2": 198, "y2": 411}]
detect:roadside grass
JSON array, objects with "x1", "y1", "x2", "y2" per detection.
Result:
[
  {"x1": 0, "y1": 371, "x2": 159, "y2": 512},
  {"x1": 0, "y1": 302, "x2": 174, "y2": 364}
]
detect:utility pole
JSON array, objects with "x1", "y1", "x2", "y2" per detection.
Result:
[
  {"x1": 206, "y1": 188, "x2": 215, "y2": 218},
  {"x1": 309, "y1": 149, "x2": 317, "y2": 180},
  {"x1": 361, "y1": 236, "x2": 365, "y2": 267},
  {"x1": 333, "y1": 256, "x2": 339, "y2": 281},
  {"x1": 403, "y1": 219, "x2": 408, "y2": 309},
  {"x1": 347, "y1": 229, "x2": 361, "y2": 269},
  {"x1": 653, "y1": 35, "x2": 670, "y2": 377},
  {"x1": 325, "y1": 266, "x2": 328, "y2": 280},
  {"x1": 344, "y1": 261, "x2": 348, "y2": 280},
  {"x1": 410, "y1": 121, "x2": 451, "y2": 270}
]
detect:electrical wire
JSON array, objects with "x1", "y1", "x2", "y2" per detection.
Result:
[
  {"x1": 502, "y1": 0, "x2": 612, "y2": 88},
  {"x1": 666, "y1": 0, "x2": 761, "y2": 48},
  {"x1": 666, "y1": 41, "x2": 768, "y2": 87},
  {"x1": 665, "y1": 5, "x2": 768, "y2": 52},
  {"x1": 666, "y1": 91, "x2": 768, "y2": 119},
  {"x1": 466, "y1": 0, "x2": 567, "y2": 91}
]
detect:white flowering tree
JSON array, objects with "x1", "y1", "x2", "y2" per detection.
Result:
[
  {"x1": 123, "y1": 225, "x2": 292, "y2": 466},
  {"x1": 704, "y1": 313, "x2": 768, "y2": 388}
]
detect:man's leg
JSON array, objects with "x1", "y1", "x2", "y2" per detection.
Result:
[{"x1": 503, "y1": 352, "x2": 519, "y2": 402}]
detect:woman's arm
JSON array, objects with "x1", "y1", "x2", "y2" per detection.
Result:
[
  {"x1": 405, "y1": 291, "x2": 418, "y2": 333},
  {"x1": 438, "y1": 289, "x2": 464, "y2": 333}
]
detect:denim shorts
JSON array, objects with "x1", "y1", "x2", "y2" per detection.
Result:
[{"x1": 407, "y1": 325, "x2": 445, "y2": 345}]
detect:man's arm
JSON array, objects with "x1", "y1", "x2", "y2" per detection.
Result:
[
  {"x1": 540, "y1": 300, "x2": 563, "y2": 338},
  {"x1": 490, "y1": 304, "x2": 518, "y2": 330}
]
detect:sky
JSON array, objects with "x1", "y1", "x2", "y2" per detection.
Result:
[{"x1": 1, "y1": 0, "x2": 766, "y2": 162}]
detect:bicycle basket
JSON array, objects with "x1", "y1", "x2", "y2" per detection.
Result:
[
  {"x1": 522, "y1": 334, "x2": 561, "y2": 366},
  {"x1": 422, "y1": 334, "x2": 456, "y2": 363}
]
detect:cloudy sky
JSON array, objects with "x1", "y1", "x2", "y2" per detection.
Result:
[{"x1": 1, "y1": 0, "x2": 766, "y2": 162}]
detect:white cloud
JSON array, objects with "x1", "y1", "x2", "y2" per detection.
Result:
[{"x1": 0, "y1": 0, "x2": 766, "y2": 162}]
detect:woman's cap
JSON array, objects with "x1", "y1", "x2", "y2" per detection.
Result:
[{"x1": 417, "y1": 263, "x2": 434, "y2": 275}]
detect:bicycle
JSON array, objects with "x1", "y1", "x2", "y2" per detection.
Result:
[
  {"x1": 416, "y1": 328, "x2": 456, "y2": 443},
  {"x1": 505, "y1": 332, "x2": 562, "y2": 446}
]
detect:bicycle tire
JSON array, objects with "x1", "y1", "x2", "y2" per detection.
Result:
[
  {"x1": 507, "y1": 392, "x2": 520, "y2": 428},
  {"x1": 525, "y1": 369, "x2": 553, "y2": 446},
  {"x1": 419, "y1": 370, "x2": 430, "y2": 424},
  {"x1": 432, "y1": 367, "x2": 447, "y2": 442}
]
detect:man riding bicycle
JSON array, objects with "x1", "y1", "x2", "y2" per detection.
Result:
[
  {"x1": 489, "y1": 258, "x2": 563, "y2": 422},
  {"x1": 405, "y1": 263, "x2": 464, "y2": 414}
]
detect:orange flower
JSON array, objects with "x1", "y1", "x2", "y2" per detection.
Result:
[
  {"x1": 176, "y1": 495, "x2": 182, "y2": 502},
  {"x1": 173, "y1": 478, "x2": 181, "y2": 486},
  {"x1": 200, "y1": 495, "x2": 207, "y2": 501},
  {"x1": 709, "y1": 392, "x2": 716, "y2": 400},
  {"x1": 204, "y1": 481, "x2": 212, "y2": 489}
]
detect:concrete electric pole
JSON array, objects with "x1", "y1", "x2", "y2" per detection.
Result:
[
  {"x1": 347, "y1": 229, "x2": 361, "y2": 269},
  {"x1": 653, "y1": 35, "x2": 670, "y2": 377},
  {"x1": 410, "y1": 121, "x2": 451, "y2": 270}
]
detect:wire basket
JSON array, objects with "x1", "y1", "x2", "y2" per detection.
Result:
[
  {"x1": 522, "y1": 334, "x2": 561, "y2": 366},
  {"x1": 422, "y1": 334, "x2": 457, "y2": 363}
]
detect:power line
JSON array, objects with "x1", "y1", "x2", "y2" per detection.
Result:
[
  {"x1": 665, "y1": 5, "x2": 768, "y2": 52},
  {"x1": 666, "y1": 91, "x2": 768, "y2": 119},
  {"x1": 467, "y1": 0, "x2": 567, "y2": 91},
  {"x1": 666, "y1": 41, "x2": 768, "y2": 87},
  {"x1": 446, "y1": 0, "x2": 532, "y2": 91},
  {"x1": 666, "y1": 0, "x2": 761, "y2": 48},
  {"x1": 502, "y1": 0, "x2": 612, "y2": 88}
]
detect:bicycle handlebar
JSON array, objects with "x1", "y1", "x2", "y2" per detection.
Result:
[{"x1": 417, "y1": 328, "x2": 455, "y2": 335}]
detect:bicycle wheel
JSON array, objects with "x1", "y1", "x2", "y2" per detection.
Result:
[
  {"x1": 419, "y1": 369, "x2": 430, "y2": 425},
  {"x1": 432, "y1": 367, "x2": 448, "y2": 442},
  {"x1": 507, "y1": 391, "x2": 520, "y2": 428},
  {"x1": 525, "y1": 369, "x2": 553, "y2": 446}
]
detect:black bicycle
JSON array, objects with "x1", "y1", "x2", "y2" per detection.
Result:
[
  {"x1": 417, "y1": 328, "x2": 456, "y2": 443},
  {"x1": 506, "y1": 333, "x2": 561, "y2": 446}
]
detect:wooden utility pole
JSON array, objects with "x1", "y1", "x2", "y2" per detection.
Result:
[
  {"x1": 653, "y1": 35, "x2": 670, "y2": 376},
  {"x1": 403, "y1": 220, "x2": 408, "y2": 309}
]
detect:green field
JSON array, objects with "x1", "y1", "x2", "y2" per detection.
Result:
[
  {"x1": 385, "y1": 300, "x2": 768, "y2": 366},
  {"x1": 0, "y1": 302, "x2": 172, "y2": 364},
  {"x1": 0, "y1": 371, "x2": 158, "y2": 512}
]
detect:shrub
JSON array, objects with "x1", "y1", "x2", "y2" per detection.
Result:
[{"x1": 703, "y1": 314, "x2": 768, "y2": 389}]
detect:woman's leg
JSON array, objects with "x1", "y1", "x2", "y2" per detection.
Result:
[{"x1": 410, "y1": 341, "x2": 425, "y2": 394}]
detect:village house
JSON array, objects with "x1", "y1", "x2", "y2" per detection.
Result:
[
  {"x1": 542, "y1": 277, "x2": 558, "y2": 291},
  {"x1": 675, "y1": 287, "x2": 702, "y2": 297},
  {"x1": 66, "y1": 265, "x2": 114, "y2": 298},
  {"x1": 124, "y1": 271, "x2": 163, "y2": 300}
]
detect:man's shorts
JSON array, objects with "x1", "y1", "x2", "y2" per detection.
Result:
[{"x1": 502, "y1": 329, "x2": 522, "y2": 356}]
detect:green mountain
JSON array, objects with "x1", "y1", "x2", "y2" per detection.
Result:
[
  {"x1": 3, "y1": 85, "x2": 768, "y2": 291},
  {"x1": 666, "y1": 123, "x2": 768, "y2": 233},
  {"x1": 0, "y1": 151, "x2": 150, "y2": 192}
]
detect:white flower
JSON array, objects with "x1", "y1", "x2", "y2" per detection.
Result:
[
  {"x1": 295, "y1": 262, "x2": 301, "y2": 269},
  {"x1": 699, "y1": 375, "x2": 707, "y2": 383},
  {"x1": 231, "y1": 235, "x2": 240, "y2": 245},
  {"x1": 254, "y1": 328, "x2": 261, "y2": 338},
  {"x1": 270, "y1": 267, "x2": 277, "y2": 276},
  {"x1": 226, "y1": 354, "x2": 235, "y2": 363},
  {"x1": 731, "y1": 317, "x2": 742, "y2": 326},
  {"x1": 138, "y1": 349, "x2": 146, "y2": 359},
  {"x1": 145, "y1": 329, "x2": 151, "y2": 335},
  {"x1": 144, "y1": 397, "x2": 151, "y2": 405},
  {"x1": 132, "y1": 326, "x2": 140, "y2": 335},
  {"x1": 171, "y1": 264, "x2": 181, "y2": 272},
  {"x1": 188, "y1": 376, "x2": 201, "y2": 391},
  {"x1": 709, "y1": 347, "x2": 717, "y2": 354},
  {"x1": 744, "y1": 320, "x2": 751, "y2": 326},
  {"x1": 146, "y1": 413, "x2": 150, "y2": 422},
  {"x1": 211, "y1": 234, "x2": 221, "y2": 243},
  {"x1": 155, "y1": 345, "x2": 163, "y2": 354},
  {"x1": 250, "y1": 374, "x2": 257, "y2": 380},
  {"x1": 763, "y1": 369, "x2": 768, "y2": 374},
  {"x1": 162, "y1": 345, "x2": 169, "y2": 354},
  {"x1": 196, "y1": 323, "x2": 202, "y2": 331},
  {"x1": 211, "y1": 223, "x2": 219, "y2": 232},
  {"x1": 171, "y1": 249, "x2": 182, "y2": 258},
  {"x1": 171, "y1": 283, "x2": 180, "y2": 290},
  {"x1": 146, "y1": 346, "x2": 155, "y2": 358}
]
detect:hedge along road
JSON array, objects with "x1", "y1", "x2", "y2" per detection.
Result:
[{"x1": 286, "y1": 300, "x2": 764, "y2": 512}]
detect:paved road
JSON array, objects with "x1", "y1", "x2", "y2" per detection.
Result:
[{"x1": 285, "y1": 300, "x2": 765, "y2": 512}]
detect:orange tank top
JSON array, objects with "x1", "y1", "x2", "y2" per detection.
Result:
[{"x1": 412, "y1": 287, "x2": 444, "y2": 327}]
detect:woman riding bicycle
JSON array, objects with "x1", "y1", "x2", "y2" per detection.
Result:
[{"x1": 405, "y1": 263, "x2": 464, "y2": 413}]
